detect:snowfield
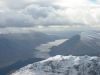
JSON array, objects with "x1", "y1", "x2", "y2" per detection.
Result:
[{"x1": 11, "y1": 55, "x2": 100, "y2": 75}]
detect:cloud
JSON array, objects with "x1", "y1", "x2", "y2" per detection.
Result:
[
  {"x1": 0, "y1": 10, "x2": 35, "y2": 27},
  {"x1": 23, "y1": 5, "x2": 56, "y2": 19},
  {"x1": 0, "y1": 0, "x2": 100, "y2": 28}
]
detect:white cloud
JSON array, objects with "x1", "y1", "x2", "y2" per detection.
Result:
[
  {"x1": 0, "y1": 10, "x2": 35, "y2": 27},
  {"x1": 0, "y1": 0, "x2": 100, "y2": 28},
  {"x1": 55, "y1": 0, "x2": 97, "y2": 7}
]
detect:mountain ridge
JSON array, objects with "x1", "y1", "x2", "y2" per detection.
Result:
[
  {"x1": 11, "y1": 55, "x2": 100, "y2": 75},
  {"x1": 50, "y1": 31, "x2": 100, "y2": 56}
]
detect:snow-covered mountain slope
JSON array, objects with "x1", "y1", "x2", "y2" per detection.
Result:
[
  {"x1": 80, "y1": 31, "x2": 100, "y2": 45},
  {"x1": 50, "y1": 31, "x2": 100, "y2": 56},
  {"x1": 11, "y1": 55, "x2": 100, "y2": 75}
]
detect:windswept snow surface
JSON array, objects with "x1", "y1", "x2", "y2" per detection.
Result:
[{"x1": 11, "y1": 55, "x2": 100, "y2": 75}]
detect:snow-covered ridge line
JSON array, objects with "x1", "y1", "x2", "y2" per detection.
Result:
[
  {"x1": 11, "y1": 55, "x2": 100, "y2": 75},
  {"x1": 38, "y1": 55, "x2": 97, "y2": 64}
]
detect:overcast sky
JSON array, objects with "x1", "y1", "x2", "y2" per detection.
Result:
[{"x1": 0, "y1": 0, "x2": 100, "y2": 31}]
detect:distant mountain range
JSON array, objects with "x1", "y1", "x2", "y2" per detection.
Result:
[
  {"x1": 50, "y1": 31, "x2": 100, "y2": 56},
  {"x1": 11, "y1": 55, "x2": 100, "y2": 75},
  {"x1": 0, "y1": 31, "x2": 57, "y2": 69},
  {"x1": 1, "y1": 30, "x2": 100, "y2": 75}
]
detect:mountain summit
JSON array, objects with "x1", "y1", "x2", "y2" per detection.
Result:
[{"x1": 11, "y1": 55, "x2": 100, "y2": 75}]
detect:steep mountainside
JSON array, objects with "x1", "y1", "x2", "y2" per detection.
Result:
[
  {"x1": 11, "y1": 55, "x2": 100, "y2": 75},
  {"x1": 50, "y1": 31, "x2": 100, "y2": 56},
  {"x1": 0, "y1": 31, "x2": 57, "y2": 68}
]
